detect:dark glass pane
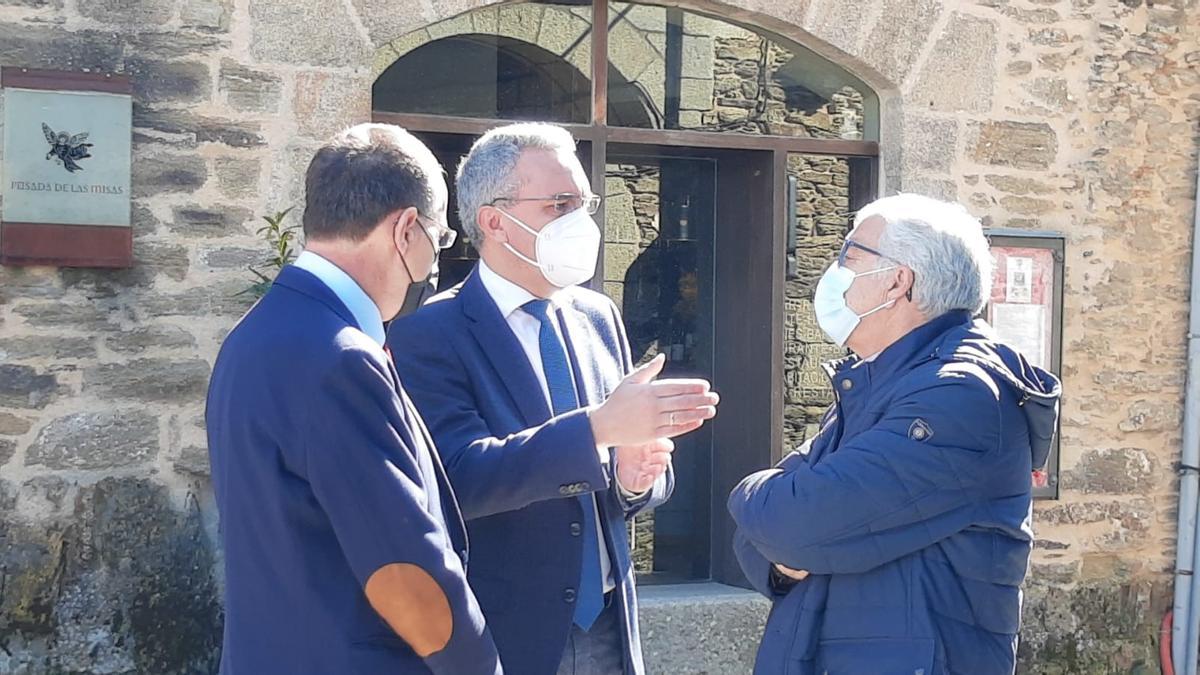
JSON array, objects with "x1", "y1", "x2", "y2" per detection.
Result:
[
  {"x1": 603, "y1": 155, "x2": 715, "y2": 581},
  {"x1": 608, "y1": 3, "x2": 877, "y2": 140},
  {"x1": 374, "y1": 3, "x2": 592, "y2": 123}
]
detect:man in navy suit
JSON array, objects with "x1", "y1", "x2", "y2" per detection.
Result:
[
  {"x1": 388, "y1": 123, "x2": 720, "y2": 675},
  {"x1": 206, "y1": 123, "x2": 502, "y2": 674}
]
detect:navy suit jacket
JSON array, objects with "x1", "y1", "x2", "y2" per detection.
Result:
[
  {"x1": 206, "y1": 265, "x2": 501, "y2": 674},
  {"x1": 387, "y1": 268, "x2": 673, "y2": 675}
]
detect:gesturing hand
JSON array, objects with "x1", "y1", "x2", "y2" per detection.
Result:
[
  {"x1": 589, "y1": 354, "x2": 720, "y2": 448},
  {"x1": 614, "y1": 438, "x2": 675, "y2": 494}
]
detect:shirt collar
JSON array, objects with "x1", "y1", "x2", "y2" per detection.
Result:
[
  {"x1": 293, "y1": 251, "x2": 386, "y2": 346},
  {"x1": 477, "y1": 259, "x2": 566, "y2": 318}
]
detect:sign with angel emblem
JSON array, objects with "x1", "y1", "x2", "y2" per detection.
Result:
[
  {"x1": 1, "y1": 67, "x2": 132, "y2": 267},
  {"x1": 41, "y1": 123, "x2": 94, "y2": 174}
]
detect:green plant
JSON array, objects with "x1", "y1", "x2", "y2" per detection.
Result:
[{"x1": 241, "y1": 207, "x2": 301, "y2": 298}]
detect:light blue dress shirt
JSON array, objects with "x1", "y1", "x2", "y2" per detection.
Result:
[{"x1": 293, "y1": 251, "x2": 386, "y2": 346}]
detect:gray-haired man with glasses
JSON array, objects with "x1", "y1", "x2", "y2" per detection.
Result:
[
  {"x1": 387, "y1": 122, "x2": 720, "y2": 675},
  {"x1": 728, "y1": 194, "x2": 1060, "y2": 675}
]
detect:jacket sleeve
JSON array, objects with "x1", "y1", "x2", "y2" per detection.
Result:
[
  {"x1": 388, "y1": 315, "x2": 609, "y2": 521},
  {"x1": 304, "y1": 347, "x2": 501, "y2": 674},
  {"x1": 728, "y1": 367, "x2": 1004, "y2": 575},
  {"x1": 734, "y1": 528, "x2": 786, "y2": 599},
  {"x1": 732, "y1": 450, "x2": 810, "y2": 598}
]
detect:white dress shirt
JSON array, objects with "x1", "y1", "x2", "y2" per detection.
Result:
[{"x1": 476, "y1": 260, "x2": 616, "y2": 592}]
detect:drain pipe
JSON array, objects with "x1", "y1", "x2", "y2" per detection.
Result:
[{"x1": 1174, "y1": 156, "x2": 1200, "y2": 675}]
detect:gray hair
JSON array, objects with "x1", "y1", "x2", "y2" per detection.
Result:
[
  {"x1": 455, "y1": 123, "x2": 581, "y2": 246},
  {"x1": 858, "y1": 193, "x2": 993, "y2": 318}
]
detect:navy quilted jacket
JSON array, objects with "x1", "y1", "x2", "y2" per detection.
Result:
[{"x1": 728, "y1": 310, "x2": 1061, "y2": 675}]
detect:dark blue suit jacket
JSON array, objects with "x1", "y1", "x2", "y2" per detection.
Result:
[
  {"x1": 206, "y1": 266, "x2": 501, "y2": 674},
  {"x1": 387, "y1": 268, "x2": 673, "y2": 675}
]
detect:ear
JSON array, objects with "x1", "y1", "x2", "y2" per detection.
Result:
[
  {"x1": 390, "y1": 207, "x2": 420, "y2": 254},
  {"x1": 889, "y1": 266, "x2": 916, "y2": 303},
  {"x1": 477, "y1": 205, "x2": 509, "y2": 244}
]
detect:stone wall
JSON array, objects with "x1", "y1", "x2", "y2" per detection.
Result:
[
  {"x1": 0, "y1": 0, "x2": 1196, "y2": 673},
  {"x1": 0, "y1": 0, "x2": 369, "y2": 670},
  {"x1": 782, "y1": 154, "x2": 853, "y2": 452}
]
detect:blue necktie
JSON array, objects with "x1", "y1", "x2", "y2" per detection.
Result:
[{"x1": 523, "y1": 299, "x2": 605, "y2": 630}]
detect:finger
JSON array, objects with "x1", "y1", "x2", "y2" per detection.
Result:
[
  {"x1": 774, "y1": 564, "x2": 809, "y2": 581},
  {"x1": 774, "y1": 563, "x2": 798, "y2": 576},
  {"x1": 649, "y1": 379, "x2": 712, "y2": 397},
  {"x1": 659, "y1": 393, "x2": 721, "y2": 412},
  {"x1": 641, "y1": 451, "x2": 673, "y2": 466},
  {"x1": 660, "y1": 407, "x2": 716, "y2": 427},
  {"x1": 632, "y1": 448, "x2": 672, "y2": 465},
  {"x1": 627, "y1": 354, "x2": 666, "y2": 385},
  {"x1": 628, "y1": 437, "x2": 675, "y2": 451},
  {"x1": 650, "y1": 438, "x2": 675, "y2": 453},
  {"x1": 636, "y1": 459, "x2": 671, "y2": 476},
  {"x1": 658, "y1": 419, "x2": 705, "y2": 438}
]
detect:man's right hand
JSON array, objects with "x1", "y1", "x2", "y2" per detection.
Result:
[
  {"x1": 588, "y1": 353, "x2": 719, "y2": 448},
  {"x1": 773, "y1": 563, "x2": 809, "y2": 582}
]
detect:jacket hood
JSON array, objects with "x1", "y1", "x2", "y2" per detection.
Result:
[{"x1": 942, "y1": 320, "x2": 1062, "y2": 470}]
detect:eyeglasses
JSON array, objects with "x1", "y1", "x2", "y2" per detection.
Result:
[
  {"x1": 416, "y1": 213, "x2": 458, "y2": 250},
  {"x1": 837, "y1": 238, "x2": 888, "y2": 267},
  {"x1": 489, "y1": 192, "x2": 602, "y2": 216}
]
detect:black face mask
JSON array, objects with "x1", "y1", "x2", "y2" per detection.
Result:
[
  {"x1": 392, "y1": 223, "x2": 440, "y2": 321},
  {"x1": 396, "y1": 263, "x2": 438, "y2": 319}
]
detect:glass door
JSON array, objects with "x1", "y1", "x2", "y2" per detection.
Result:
[{"x1": 603, "y1": 153, "x2": 716, "y2": 581}]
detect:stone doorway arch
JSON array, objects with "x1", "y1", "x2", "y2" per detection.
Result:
[{"x1": 362, "y1": 1, "x2": 906, "y2": 193}]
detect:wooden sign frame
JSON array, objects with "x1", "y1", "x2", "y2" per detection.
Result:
[
  {"x1": 985, "y1": 229, "x2": 1065, "y2": 500},
  {"x1": 1, "y1": 67, "x2": 133, "y2": 268}
]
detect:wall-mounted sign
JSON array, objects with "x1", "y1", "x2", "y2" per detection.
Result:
[
  {"x1": 1, "y1": 67, "x2": 132, "y2": 267},
  {"x1": 985, "y1": 230, "x2": 1065, "y2": 499}
]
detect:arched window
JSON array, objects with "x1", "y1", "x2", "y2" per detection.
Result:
[{"x1": 374, "y1": 1, "x2": 880, "y2": 585}]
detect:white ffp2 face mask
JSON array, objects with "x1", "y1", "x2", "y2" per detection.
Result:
[
  {"x1": 813, "y1": 262, "x2": 897, "y2": 347},
  {"x1": 497, "y1": 206, "x2": 601, "y2": 288}
]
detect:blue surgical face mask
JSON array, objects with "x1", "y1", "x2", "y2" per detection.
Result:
[{"x1": 813, "y1": 262, "x2": 897, "y2": 347}]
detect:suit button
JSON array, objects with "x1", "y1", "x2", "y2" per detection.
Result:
[
  {"x1": 563, "y1": 588, "x2": 577, "y2": 603},
  {"x1": 560, "y1": 485, "x2": 572, "y2": 495},
  {"x1": 841, "y1": 379, "x2": 853, "y2": 391},
  {"x1": 579, "y1": 482, "x2": 591, "y2": 491},
  {"x1": 570, "y1": 522, "x2": 582, "y2": 536}
]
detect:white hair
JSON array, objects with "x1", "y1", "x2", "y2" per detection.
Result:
[
  {"x1": 857, "y1": 193, "x2": 993, "y2": 318},
  {"x1": 455, "y1": 123, "x2": 582, "y2": 246}
]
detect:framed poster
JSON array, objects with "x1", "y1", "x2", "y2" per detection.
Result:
[
  {"x1": 985, "y1": 230, "x2": 1064, "y2": 499},
  {"x1": 1, "y1": 67, "x2": 133, "y2": 267}
]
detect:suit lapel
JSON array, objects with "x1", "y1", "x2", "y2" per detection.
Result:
[
  {"x1": 557, "y1": 301, "x2": 606, "y2": 407},
  {"x1": 460, "y1": 270, "x2": 552, "y2": 426}
]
